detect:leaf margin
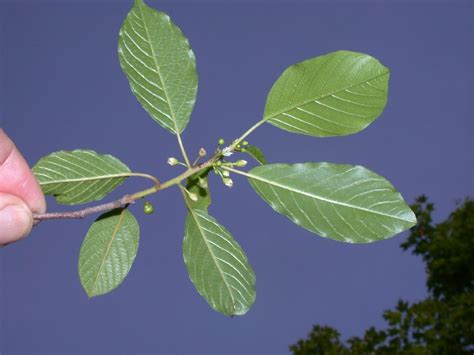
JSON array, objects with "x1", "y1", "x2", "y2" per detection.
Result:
[
  {"x1": 263, "y1": 50, "x2": 390, "y2": 137},
  {"x1": 32, "y1": 149, "x2": 131, "y2": 205},
  {"x1": 244, "y1": 162, "x2": 416, "y2": 243},
  {"x1": 78, "y1": 208, "x2": 140, "y2": 298},
  {"x1": 183, "y1": 207, "x2": 256, "y2": 316}
]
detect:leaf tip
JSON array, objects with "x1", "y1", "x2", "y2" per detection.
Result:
[
  {"x1": 407, "y1": 208, "x2": 418, "y2": 226},
  {"x1": 82, "y1": 284, "x2": 97, "y2": 298}
]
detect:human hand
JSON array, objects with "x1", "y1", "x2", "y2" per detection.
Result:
[{"x1": 0, "y1": 129, "x2": 46, "y2": 246}]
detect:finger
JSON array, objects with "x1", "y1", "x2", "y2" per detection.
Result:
[
  {"x1": 0, "y1": 192, "x2": 33, "y2": 245},
  {"x1": 0, "y1": 129, "x2": 46, "y2": 214}
]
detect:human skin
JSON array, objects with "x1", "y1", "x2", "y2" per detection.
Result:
[{"x1": 0, "y1": 129, "x2": 46, "y2": 246}]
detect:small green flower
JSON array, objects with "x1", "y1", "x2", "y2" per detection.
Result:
[{"x1": 222, "y1": 147, "x2": 233, "y2": 156}]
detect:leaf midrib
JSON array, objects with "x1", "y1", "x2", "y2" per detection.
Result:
[
  {"x1": 90, "y1": 209, "x2": 126, "y2": 296},
  {"x1": 189, "y1": 209, "x2": 235, "y2": 309},
  {"x1": 247, "y1": 169, "x2": 413, "y2": 223},
  {"x1": 38, "y1": 173, "x2": 130, "y2": 186},
  {"x1": 263, "y1": 71, "x2": 389, "y2": 122},
  {"x1": 137, "y1": 1, "x2": 180, "y2": 135}
]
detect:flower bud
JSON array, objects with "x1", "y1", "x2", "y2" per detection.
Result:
[
  {"x1": 223, "y1": 177, "x2": 233, "y2": 187},
  {"x1": 187, "y1": 191, "x2": 198, "y2": 201},
  {"x1": 198, "y1": 177, "x2": 208, "y2": 188},
  {"x1": 222, "y1": 170, "x2": 230, "y2": 177},
  {"x1": 242, "y1": 141, "x2": 249, "y2": 146},
  {"x1": 167, "y1": 157, "x2": 178, "y2": 166},
  {"x1": 218, "y1": 138, "x2": 225, "y2": 145},
  {"x1": 234, "y1": 159, "x2": 247, "y2": 167},
  {"x1": 199, "y1": 148, "x2": 207, "y2": 157}
]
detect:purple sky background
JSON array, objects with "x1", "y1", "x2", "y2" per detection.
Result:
[{"x1": 0, "y1": 1, "x2": 472, "y2": 354}]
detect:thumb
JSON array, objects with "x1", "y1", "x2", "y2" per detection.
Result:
[{"x1": 0, "y1": 192, "x2": 33, "y2": 246}]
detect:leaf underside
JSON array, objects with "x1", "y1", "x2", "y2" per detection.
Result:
[
  {"x1": 247, "y1": 163, "x2": 416, "y2": 243},
  {"x1": 118, "y1": 0, "x2": 198, "y2": 134},
  {"x1": 264, "y1": 50, "x2": 389, "y2": 137},
  {"x1": 32, "y1": 150, "x2": 131, "y2": 205},
  {"x1": 183, "y1": 209, "x2": 256, "y2": 316},
  {"x1": 78, "y1": 208, "x2": 140, "y2": 297},
  {"x1": 243, "y1": 145, "x2": 266, "y2": 165}
]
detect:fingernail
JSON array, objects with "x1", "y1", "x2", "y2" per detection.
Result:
[{"x1": 0, "y1": 204, "x2": 33, "y2": 244}]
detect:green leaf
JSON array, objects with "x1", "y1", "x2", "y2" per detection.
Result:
[
  {"x1": 185, "y1": 168, "x2": 212, "y2": 211},
  {"x1": 32, "y1": 150, "x2": 131, "y2": 205},
  {"x1": 78, "y1": 208, "x2": 140, "y2": 297},
  {"x1": 118, "y1": 0, "x2": 198, "y2": 134},
  {"x1": 246, "y1": 163, "x2": 416, "y2": 243},
  {"x1": 183, "y1": 209, "x2": 256, "y2": 316},
  {"x1": 242, "y1": 145, "x2": 266, "y2": 165},
  {"x1": 264, "y1": 51, "x2": 389, "y2": 137}
]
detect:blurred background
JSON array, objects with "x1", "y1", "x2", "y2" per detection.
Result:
[{"x1": 0, "y1": 0, "x2": 472, "y2": 354}]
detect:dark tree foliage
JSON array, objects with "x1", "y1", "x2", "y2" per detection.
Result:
[{"x1": 290, "y1": 196, "x2": 474, "y2": 354}]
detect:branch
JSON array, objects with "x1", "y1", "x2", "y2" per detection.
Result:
[
  {"x1": 33, "y1": 195, "x2": 136, "y2": 221},
  {"x1": 32, "y1": 154, "x2": 220, "y2": 223}
]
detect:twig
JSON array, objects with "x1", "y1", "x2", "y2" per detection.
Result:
[
  {"x1": 33, "y1": 194, "x2": 135, "y2": 221},
  {"x1": 32, "y1": 155, "x2": 221, "y2": 223}
]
